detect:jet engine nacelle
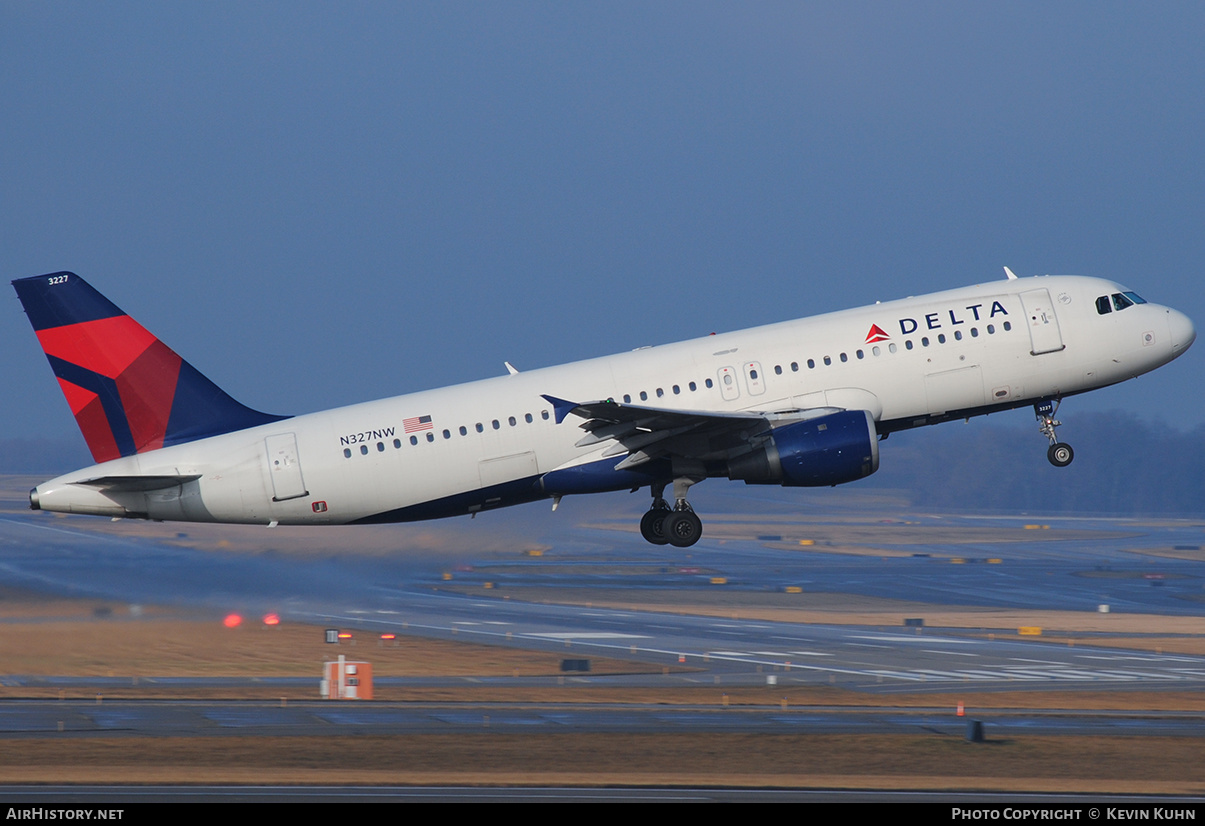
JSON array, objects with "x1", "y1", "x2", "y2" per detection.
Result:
[{"x1": 727, "y1": 409, "x2": 879, "y2": 487}]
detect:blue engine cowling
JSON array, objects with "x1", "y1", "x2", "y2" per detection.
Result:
[{"x1": 726, "y1": 409, "x2": 879, "y2": 487}]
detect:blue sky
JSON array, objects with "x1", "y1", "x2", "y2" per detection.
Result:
[{"x1": 3, "y1": 2, "x2": 1202, "y2": 451}]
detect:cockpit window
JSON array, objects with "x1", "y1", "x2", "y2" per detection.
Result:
[
  {"x1": 1112, "y1": 293, "x2": 1134, "y2": 311},
  {"x1": 1123, "y1": 291, "x2": 1147, "y2": 305},
  {"x1": 1096, "y1": 296, "x2": 1112, "y2": 315}
]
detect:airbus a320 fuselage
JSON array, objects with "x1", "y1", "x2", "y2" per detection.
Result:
[{"x1": 12, "y1": 269, "x2": 1195, "y2": 547}]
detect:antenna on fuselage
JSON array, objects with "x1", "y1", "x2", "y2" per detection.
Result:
[{"x1": 1003, "y1": 267, "x2": 1019, "y2": 280}]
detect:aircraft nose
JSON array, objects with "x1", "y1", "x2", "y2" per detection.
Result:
[{"x1": 1168, "y1": 308, "x2": 1196, "y2": 353}]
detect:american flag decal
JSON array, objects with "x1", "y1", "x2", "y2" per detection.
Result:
[{"x1": 403, "y1": 415, "x2": 433, "y2": 433}]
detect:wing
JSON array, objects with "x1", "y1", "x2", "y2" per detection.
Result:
[{"x1": 541, "y1": 394, "x2": 840, "y2": 471}]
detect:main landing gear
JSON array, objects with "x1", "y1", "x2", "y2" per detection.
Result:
[
  {"x1": 639, "y1": 479, "x2": 703, "y2": 547},
  {"x1": 1036, "y1": 399, "x2": 1074, "y2": 468}
]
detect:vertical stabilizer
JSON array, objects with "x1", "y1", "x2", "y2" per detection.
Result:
[{"x1": 12, "y1": 271, "x2": 288, "y2": 463}]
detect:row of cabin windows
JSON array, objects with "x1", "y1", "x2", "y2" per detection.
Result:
[
  {"x1": 615, "y1": 322, "x2": 1014, "y2": 404},
  {"x1": 343, "y1": 320, "x2": 1019, "y2": 458},
  {"x1": 620, "y1": 378, "x2": 713, "y2": 404},
  {"x1": 343, "y1": 409, "x2": 552, "y2": 457},
  {"x1": 768, "y1": 322, "x2": 1013, "y2": 374}
]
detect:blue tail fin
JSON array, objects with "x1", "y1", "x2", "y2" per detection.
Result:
[{"x1": 12, "y1": 271, "x2": 289, "y2": 463}]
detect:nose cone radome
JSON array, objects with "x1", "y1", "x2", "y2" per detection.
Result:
[{"x1": 1169, "y1": 308, "x2": 1196, "y2": 354}]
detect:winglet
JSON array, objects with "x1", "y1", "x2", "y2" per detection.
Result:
[
  {"x1": 540, "y1": 394, "x2": 579, "y2": 424},
  {"x1": 1003, "y1": 266, "x2": 1018, "y2": 280}
]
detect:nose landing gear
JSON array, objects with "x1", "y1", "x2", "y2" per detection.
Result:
[{"x1": 1036, "y1": 399, "x2": 1074, "y2": 467}]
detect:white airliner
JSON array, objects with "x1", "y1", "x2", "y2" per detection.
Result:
[{"x1": 12, "y1": 269, "x2": 1195, "y2": 547}]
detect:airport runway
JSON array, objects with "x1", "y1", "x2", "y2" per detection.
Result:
[
  {"x1": 4, "y1": 698, "x2": 1205, "y2": 738},
  {"x1": 2, "y1": 486, "x2": 1204, "y2": 692}
]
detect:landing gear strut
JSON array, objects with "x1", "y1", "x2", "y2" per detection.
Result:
[
  {"x1": 640, "y1": 478, "x2": 704, "y2": 547},
  {"x1": 1036, "y1": 399, "x2": 1074, "y2": 467}
]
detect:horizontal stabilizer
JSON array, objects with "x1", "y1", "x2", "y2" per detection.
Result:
[{"x1": 73, "y1": 474, "x2": 202, "y2": 493}]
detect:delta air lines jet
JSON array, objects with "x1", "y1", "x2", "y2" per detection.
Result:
[{"x1": 12, "y1": 269, "x2": 1195, "y2": 547}]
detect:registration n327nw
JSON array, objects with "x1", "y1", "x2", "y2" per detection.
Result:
[{"x1": 12, "y1": 269, "x2": 1195, "y2": 547}]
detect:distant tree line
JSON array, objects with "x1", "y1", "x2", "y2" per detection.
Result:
[{"x1": 862, "y1": 413, "x2": 1205, "y2": 516}]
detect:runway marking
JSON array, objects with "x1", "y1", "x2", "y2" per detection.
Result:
[
  {"x1": 850, "y1": 635, "x2": 979, "y2": 645},
  {"x1": 911, "y1": 669, "x2": 994, "y2": 680},
  {"x1": 1010, "y1": 658, "x2": 1063, "y2": 664},
  {"x1": 921, "y1": 649, "x2": 979, "y2": 657},
  {"x1": 524, "y1": 632, "x2": 649, "y2": 640},
  {"x1": 788, "y1": 651, "x2": 832, "y2": 657},
  {"x1": 1076, "y1": 654, "x2": 1202, "y2": 663}
]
